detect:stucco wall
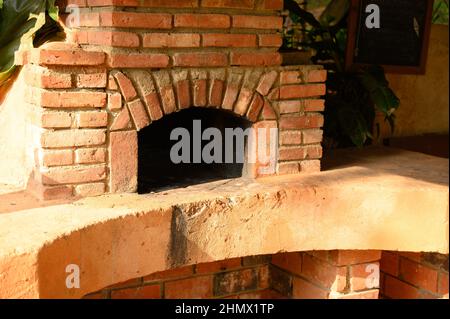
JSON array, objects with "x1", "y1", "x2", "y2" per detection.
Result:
[{"x1": 387, "y1": 24, "x2": 449, "y2": 137}]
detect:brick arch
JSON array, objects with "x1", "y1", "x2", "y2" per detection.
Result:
[{"x1": 109, "y1": 68, "x2": 279, "y2": 133}]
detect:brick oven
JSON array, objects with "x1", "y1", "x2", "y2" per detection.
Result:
[
  {"x1": 10, "y1": 0, "x2": 326, "y2": 200},
  {"x1": 0, "y1": 0, "x2": 447, "y2": 301}
]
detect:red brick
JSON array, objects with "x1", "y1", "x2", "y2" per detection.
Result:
[
  {"x1": 193, "y1": 79, "x2": 207, "y2": 107},
  {"x1": 279, "y1": 101, "x2": 302, "y2": 114},
  {"x1": 133, "y1": 0, "x2": 197, "y2": 8},
  {"x1": 77, "y1": 12, "x2": 100, "y2": 27},
  {"x1": 196, "y1": 259, "x2": 242, "y2": 274},
  {"x1": 41, "y1": 165, "x2": 106, "y2": 185},
  {"x1": 302, "y1": 254, "x2": 347, "y2": 292},
  {"x1": 280, "y1": 131, "x2": 302, "y2": 145},
  {"x1": 203, "y1": 34, "x2": 257, "y2": 47},
  {"x1": 278, "y1": 162, "x2": 300, "y2": 175},
  {"x1": 111, "y1": 108, "x2": 132, "y2": 131},
  {"x1": 399, "y1": 252, "x2": 422, "y2": 262},
  {"x1": 303, "y1": 130, "x2": 323, "y2": 144},
  {"x1": 300, "y1": 160, "x2": 321, "y2": 173},
  {"x1": 25, "y1": 67, "x2": 72, "y2": 89},
  {"x1": 400, "y1": 258, "x2": 439, "y2": 293},
  {"x1": 128, "y1": 99, "x2": 150, "y2": 131},
  {"x1": 36, "y1": 90, "x2": 106, "y2": 108},
  {"x1": 75, "y1": 148, "x2": 107, "y2": 164},
  {"x1": 202, "y1": 0, "x2": 253, "y2": 9},
  {"x1": 109, "y1": 131, "x2": 138, "y2": 193},
  {"x1": 174, "y1": 14, "x2": 230, "y2": 28},
  {"x1": 143, "y1": 33, "x2": 200, "y2": 48},
  {"x1": 439, "y1": 272, "x2": 449, "y2": 296},
  {"x1": 77, "y1": 111, "x2": 108, "y2": 128},
  {"x1": 329, "y1": 250, "x2": 382, "y2": 266},
  {"x1": 231, "y1": 52, "x2": 282, "y2": 66},
  {"x1": 42, "y1": 150, "x2": 74, "y2": 167},
  {"x1": 108, "y1": 53, "x2": 169, "y2": 68},
  {"x1": 40, "y1": 112, "x2": 72, "y2": 128},
  {"x1": 261, "y1": 0, "x2": 283, "y2": 10},
  {"x1": 279, "y1": 147, "x2": 306, "y2": 161},
  {"x1": 165, "y1": 276, "x2": 213, "y2": 299},
  {"x1": 83, "y1": 292, "x2": 104, "y2": 299},
  {"x1": 233, "y1": 15, "x2": 283, "y2": 29},
  {"x1": 280, "y1": 69, "x2": 327, "y2": 84},
  {"x1": 159, "y1": 86, "x2": 177, "y2": 114},
  {"x1": 75, "y1": 183, "x2": 106, "y2": 197},
  {"x1": 175, "y1": 80, "x2": 191, "y2": 109},
  {"x1": 259, "y1": 34, "x2": 283, "y2": 47},
  {"x1": 173, "y1": 52, "x2": 228, "y2": 67},
  {"x1": 384, "y1": 275, "x2": 421, "y2": 299},
  {"x1": 107, "y1": 74, "x2": 118, "y2": 90},
  {"x1": 83, "y1": 31, "x2": 139, "y2": 47},
  {"x1": 272, "y1": 252, "x2": 302, "y2": 276},
  {"x1": 214, "y1": 268, "x2": 258, "y2": 296},
  {"x1": 304, "y1": 99, "x2": 325, "y2": 112},
  {"x1": 144, "y1": 266, "x2": 194, "y2": 281},
  {"x1": 100, "y1": 12, "x2": 172, "y2": 29},
  {"x1": 108, "y1": 92, "x2": 123, "y2": 111},
  {"x1": 31, "y1": 48, "x2": 105, "y2": 66},
  {"x1": 259, "y1": 265, "x2": 270, "y2": 289},
  {"x1": 261, "y1": 100, "x2": 276, "y2": 120},
  {"x1": 37, "y1": 185, "x2": 74, "y2": 200},
  {"x1": 292, "y1": 277, "x2": 329, "y2": 299},
  {"x1": 234, "y1": 89, "x2": 253, "y2": 116},
  {"x1": 114, "y1": 72, "x2": 137, "y2": 101},
  {"x1": 209, "y1": 79, "x2": 225, "y2": 107},
  {"x1": 381, "y1": 251, "x2": 400, "y2": 277},
  {"x1": 350, "y1": 263, "x2": 380, "y2": 291},
  {"x1": 279, "y1": 115, "x2": 324, "y2": 130},
  {"x1": 76, "y1": 72, "x2": 107, "y2": 88},
  {"x1": 279, "y1": 84, "x2": 326, "y2": 99},
  {"x1": 221, "y1": 84, "x2": 239, "y2": 110},
  {"x1": 247, "y1": 94, "x2": 264, "y2": 122},
  {"x1": 143, "y1": 93, "x2": 164, "y2": 121},
  {"x1": 111, "y1": 284, "x2": 161, "y2": 299},
  {"x1": 256, "y1": 71, "x2": 278, "y2": 96},
  {"x1": 41, "y1": 129, "x2": 106, "y2": 148}
]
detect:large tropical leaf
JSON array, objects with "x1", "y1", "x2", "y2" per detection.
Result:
[
  {"x1": 320, "y1": 0, "x2": 350, "y2": 27},
  {"x1": 359, "y1": 66, "x2": 400, "y2": 116},
  {"x1": 0, "y1": 0, "x2": 58, "y2": 87}
]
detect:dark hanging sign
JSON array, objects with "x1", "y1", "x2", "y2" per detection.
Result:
[{"x1": 345, "y1": 0, "x2": 434, "y2": 74}]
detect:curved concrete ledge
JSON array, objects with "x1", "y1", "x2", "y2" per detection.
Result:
[{"x1": 0, "y1": 147, "x2": 448, "y2": 298}]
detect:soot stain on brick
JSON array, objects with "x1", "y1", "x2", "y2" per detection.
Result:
[{"x1": 168, "y1": 206, "x2": 188, "y2": 268}]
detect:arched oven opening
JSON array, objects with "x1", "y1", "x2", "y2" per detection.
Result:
[{"x1": 138, "y1": 108, "x2": 252, "y2": 193}]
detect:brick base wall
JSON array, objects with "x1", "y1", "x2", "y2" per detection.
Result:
[
  {"x1": 83, "y1": 250, "x2": 382, "y2": 299},
  {"x1": 380, "y1": 251, "x2": 449, "y2": 299}
]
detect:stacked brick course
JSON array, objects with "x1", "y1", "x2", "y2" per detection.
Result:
[{"x1": 381, "y1": 251, "x2": 449, "y2": 299}]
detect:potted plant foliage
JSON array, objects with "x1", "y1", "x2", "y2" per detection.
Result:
[{"x1": 284, "y1": 0, "x2": 400, "y2": 148}]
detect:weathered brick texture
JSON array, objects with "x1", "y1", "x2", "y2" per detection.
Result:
[
  {"x1": 83, "y1": 250, "x2": 382, "y2": 299},
  {"x1": 380, "y1": 251, "x2": 449, "y2": 299},
  {"x1": 15, "y1": 2, "x2": 327, "y2": 200}
]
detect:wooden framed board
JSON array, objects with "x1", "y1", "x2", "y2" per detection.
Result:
[{"x1": 345, "y1": 0, "x2": 434, "y2": 74}]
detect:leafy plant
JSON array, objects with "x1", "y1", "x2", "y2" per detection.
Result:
[
  {"x1": 0, "y1": 0, "x2": 61, "y2": 88},
  {"x1": 284, "y1": 0, "x2": 400, "y2": 147}
]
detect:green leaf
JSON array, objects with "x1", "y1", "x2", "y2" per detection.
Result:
[
  {"x1": 320, "y1": 0, "x2": 350, "y2": 27},
  {"x1": 0, "y1": 0, "x2": 60, "y2": 87}
]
